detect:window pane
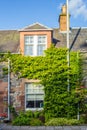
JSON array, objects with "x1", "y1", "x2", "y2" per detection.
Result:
[
  {"x1": 38, "y1": 36, "x2": 46, "y2": 44},
  {"x1": 36, "y1": 94, "x2": 44, "y2": 100},
  {"x1": 36, "y1": 101, "x2": 43, "y2": 108},
  {"x1": 24, "y1": 45, "x2": 33, "y2": 56},
  {"x1": 24, "y1": 36, "x2": 29, "y2": 45},
  {"x1": 37, "y1": 45, "x2": 46, "y2": 56},
  {"x1": 26, "y1": 101, "x2": 34, "y2": 108},
  {"x1": 26, "y1": 94, "x2": 35, "y2": 100},
  {"x1": 24, "y1": 36, "x2": 34, "y2": 45}
]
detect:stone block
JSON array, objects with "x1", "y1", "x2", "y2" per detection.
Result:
[
  {"x1": 55, "y1": 126, "x2": 63, "y2": 130},
  {"x1": 45, "y1": 126, "x2": 55, "y2": 130},
  {"x1": 71, "y1": 126, "x2": 81, "y2": 130}
]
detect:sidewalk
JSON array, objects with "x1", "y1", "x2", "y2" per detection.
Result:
[{"x1": 1, "y1": 125, "x2": 87, "y2": 130}]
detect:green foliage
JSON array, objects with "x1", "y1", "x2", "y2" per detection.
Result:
[
  {"x1": 45, "y1": 118, "x2": 83, "y2": 126},
  {"x1": 29, "y1": 118, "x2": 43, "y2": 126},
  {"x1": 9, "y1": 105, "x2": 17, "y2": 118},
  {"x1": 44, "y1": 91, "x2": 80, "y2": 121},
  {"x1": 12, "y1": 110, "x2": 44, "y2": 126},
  {"x1": 25, "y1": 110, "x2": 34, "y2": 118},
  {"x1": 12, "y1": 116, "x2": 30, "y2": 126},
  {"x1": 12, "y1": 111, "x2": 32, "y2": 126},
  {"x1": 0, "y1": 46, "x2": 85, "y2": 122},
  {"x1": 3, "y1": 67, "x2": 8, "y2": 75},
  {"x1": 0, "y1": 53, "x2": 7, "y2": 62},
  {"x1": 33, "y1": 111, "x2": 40, "y2": 118},
  {"x1": 33, "y1": 110, "x2": 45, "y2": 123}
]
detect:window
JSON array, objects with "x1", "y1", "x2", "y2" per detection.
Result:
[
  {"x1": 37, "y1": 45, "x2": 46, "y2": 56},
  {"x1": 24, "y1": 36, "x2": 34, "y2": 56},
  {"x1": 25, "y1": 83, "x2": 44, "y2": 110},
  {"x1": 24, "y1": 35, "x2": 47, "y2": 56}
]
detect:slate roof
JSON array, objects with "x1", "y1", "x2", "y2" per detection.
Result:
[
  {"x1": 0, "y1": 30, "x2": 19, "y2": 53},
  {"x1": 0, "y1": 25, "x2": 87, "y2": 53},
  {"x1": 53, "y1": 27, "x2": 87, "y2": 52}
]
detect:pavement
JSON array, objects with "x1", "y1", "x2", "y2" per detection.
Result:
[{"x1": 1, "y1": 125, "x2": 87, "y2": 130}]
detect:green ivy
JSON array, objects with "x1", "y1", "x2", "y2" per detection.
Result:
[{"x1": 1, "y1": 46, "x2": 86, "y2": 121}]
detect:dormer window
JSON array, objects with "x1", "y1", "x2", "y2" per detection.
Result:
[
  {"x1": 24, "y1": 35, "x2": 47, "y2": 56},
  {"x1": 19, "y1": 23, "x2": 53, "y2": 56}
]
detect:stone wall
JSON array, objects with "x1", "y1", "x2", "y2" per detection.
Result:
[{"x1": 0, "y1": 62, "x2": 25, "y2": 113}]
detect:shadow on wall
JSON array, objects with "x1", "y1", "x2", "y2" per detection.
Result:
[
  {"x1": 52, "y1": 38, "x2": 60, "y2": 45},
  {"x1": 80, "y1": 41, "x2": 87, "y2": 48},
  {"x1": 70, "y1": 28, "x2": 81, "y2": 51}
]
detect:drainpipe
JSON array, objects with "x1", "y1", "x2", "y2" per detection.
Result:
[
  {"x1": 66, "y1": 0, "x2": 70, "y2": 92},
  {"x1": 8, "y1": 59, "x2": 10, "y2": 120}
]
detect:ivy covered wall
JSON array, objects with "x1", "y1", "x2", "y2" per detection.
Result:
[{"x1": 0, "y1": 46, "x2": 86, "y2": 120}]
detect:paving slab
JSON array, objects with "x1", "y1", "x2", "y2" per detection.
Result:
[
  {"x1": 27, "y1": 126, "x2": 37, "y2": 130},
  {"x1": 2, "y1": 126, "x2": 12, "y2": 130},
  {"x1": 20, "y1": 126, "x2": 30, "y2": 130},
  {"x1": 71, "y1": 126, "x2": 81, "y2": 130},
  {"x1": 63, "y1": 126, "x2": 72, "y2": 130},
  {"x1": 80, "y1": 126, "x2": 87, "y2": 130},
  {"x1": 55, "y1": 126, "x2": 63, "y2": 130},
  {"x1": 45, "y1": 126, "x2": 55, "y2": 130},
  {"x1": 37, "y1": 126, "x2": 46, "y2": 130}
]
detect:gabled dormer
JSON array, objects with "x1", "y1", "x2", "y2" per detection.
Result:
[{"x1": 19, "y1": 22, "x2": 53, "y2": 56}]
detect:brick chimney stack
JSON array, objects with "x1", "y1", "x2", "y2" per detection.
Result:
[{"x1": 59, "y1": 4, "x2": 70, "y2": 32}]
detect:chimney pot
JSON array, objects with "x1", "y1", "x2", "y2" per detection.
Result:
[{"x1": 62, "y1": 5, "x2": 67, "y2": 14}]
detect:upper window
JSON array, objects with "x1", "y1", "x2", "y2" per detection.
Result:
[
  {"x1": 38, "y1": 36, "x2": 46, "y2": 44},
  {"x1": 25, "y1": 83, "x2": 44, "y2": 111},
  {"x1": 24, "y1": 35, "x2": 47, "y2": 56},
  {"x1": 25, "y1": 36, "x2": 34, "y2": 45}
]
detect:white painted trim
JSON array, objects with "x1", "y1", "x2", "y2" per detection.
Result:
[
  {"x1": 19, "y1": 29, "x2": 53, "y2": 31},
  {"x1": 34, "y1": 35, "x2": 37, "y2": 56},
  {"x1": 25, "y1": 108, "x2": 43, "y2": 111}
]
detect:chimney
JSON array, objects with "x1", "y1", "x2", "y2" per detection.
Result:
[{"x1": 59, "y1": 4, "x2": 70, "y2": 32}]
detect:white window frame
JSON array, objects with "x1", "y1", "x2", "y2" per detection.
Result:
[
  {"x1": 24, "y1": 35, "x2": 47, "y2": 56},
  {"x1": 25, "y1": 82, "x2": 44, "y2": 111}
]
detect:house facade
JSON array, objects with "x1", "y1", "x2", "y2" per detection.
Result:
[{"x1": 0, "y1": 5, "x2": 87, "y2": 116}]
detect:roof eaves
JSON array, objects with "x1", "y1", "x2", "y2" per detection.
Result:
[
  {"x1": 18, "y1": 29, "x2": 53, "y2": 32},
  {"x1": 72, "y1": 27, "x2": 87, "y2": 29},
  {"x1": 59, "y1": 30, "x2": 71, "y2": 34}
]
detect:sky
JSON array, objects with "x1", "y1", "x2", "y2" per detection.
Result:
[{"x1": 0, "y1": 0, "x2": 87, "y2": 30}]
